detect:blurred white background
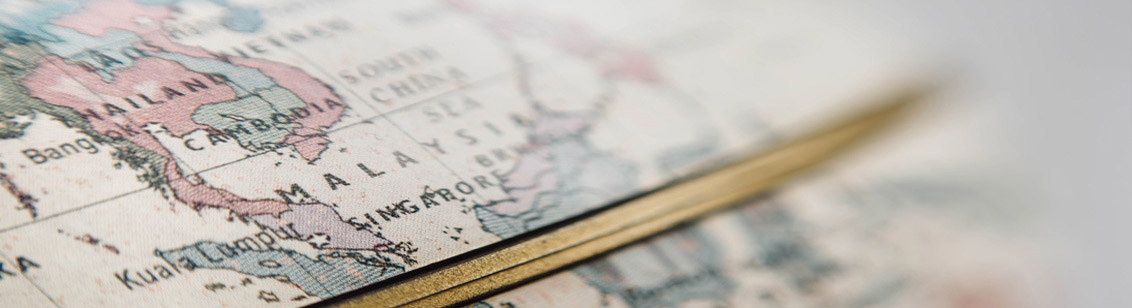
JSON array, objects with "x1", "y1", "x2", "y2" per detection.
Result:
[{"x1": 850, "y1": 1, "x2": 1131, "y2": 307}]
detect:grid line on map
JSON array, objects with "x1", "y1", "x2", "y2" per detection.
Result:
[{"x1": 0, "y1": 250, "x2": 62, "y2": 308}]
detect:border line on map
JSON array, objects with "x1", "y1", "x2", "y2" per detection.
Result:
[{"x1": 314, "y1": 81, "x2": 932, "y2": 308}]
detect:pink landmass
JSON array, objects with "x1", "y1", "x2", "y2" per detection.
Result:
[
  {"x1": 53, "y1": 0, "x2": 170, "y2": 37},
  {"x1": 53, "y1": 0, "x2": 211, "y2": 59},
  {"x1": 252, "y1": 203, "x2": 394, "y2": 251},
  {"x1": 39, "y1": 0, "x2": 390, "y2": 252},
  {"x1": 139, "y1": 39, "x2": 343, "y2": 161},
  {"x1": 602, "y1": 49, "x2": 662, "y2": 83},
  {"x1": 141, "y1": 40, "x2": 344, "y2": 161},
  {"x1": 23, "y1": 56, "x2": 288, "y2": 216},
  {"x1": 284, "y1": 134, "x2": 332, "y2": 161},
  {"x1": 167, "y1": 163, "x2": 291, "y2": 215},
  {"x1": 21, "y1": 58, "x2": 136, "y2": 137},
  {"x1": 55, "y1": 0, "x2": 347, "y2": 162}
]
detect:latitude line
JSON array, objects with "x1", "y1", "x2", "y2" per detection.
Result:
[
  {"x1": 0, "y1": 250, "x2": 62, "y2": 308},
  {"x1": 0, "y1": 186, "x2": 151, "y2": 234}
]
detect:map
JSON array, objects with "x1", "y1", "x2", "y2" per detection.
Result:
[
  {"x1": 0, "y1": 0, "x2": 938, "y2": 307},
  {"x1": 468, "y1": 111, "x2": 1038, "y2": 308}
]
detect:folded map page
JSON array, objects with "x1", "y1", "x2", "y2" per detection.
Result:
[
  {"x1": 468, "y1": 102, "x2": 1042, "y2": 308},
  {"x1": 1, "y1": 0, "x2": 932, "y2": 307}
]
